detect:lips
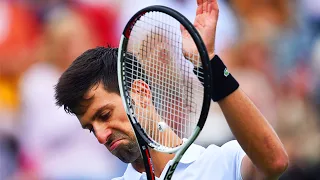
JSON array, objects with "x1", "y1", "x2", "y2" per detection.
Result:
[{"x1": 109, "y1": 139, "x2": 124, "y2": 151}]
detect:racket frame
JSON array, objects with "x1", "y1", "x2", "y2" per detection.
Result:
[
  {"x1": 118, "y1": 5, "x2": 212, "y2": 180},
  {"x1": 118, "y1": 35, "x2": 156, "y2": 180}
]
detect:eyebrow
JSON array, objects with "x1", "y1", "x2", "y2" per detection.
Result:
[{"x1": 81, "y1": 104, "x2": 113, "y2": 129}]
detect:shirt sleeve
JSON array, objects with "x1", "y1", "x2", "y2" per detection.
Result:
[{"x1": 221, "y1": 140, "x2": 246, "y2": 180}]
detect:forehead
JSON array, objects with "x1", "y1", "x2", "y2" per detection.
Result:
[
  {"x1": 83, "y1": 83, "x2": 100, "y2": 100},
  {"x1": 81, "y1": 83, "x2": 115, "y2": 106}
]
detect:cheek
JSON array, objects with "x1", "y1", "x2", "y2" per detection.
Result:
[
  {"x1": 120, "y1": 117, "x2": 134, "y2": 135},
  {"x1": 117, "y1": 107, "x2": 131, "y2": 126},
  {"x1": 112, "y1": 111, "x2": 134, "y2": 135},
  {"x1": 114, "y1": 99, "x2": 135, "y2": 136}
]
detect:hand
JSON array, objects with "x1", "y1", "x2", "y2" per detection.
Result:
[{"x1": 182, "y1": 0, "x2": 219, "y2": 63}]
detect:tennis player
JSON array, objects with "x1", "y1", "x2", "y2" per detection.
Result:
[{"x1": 54, "y1": 0, "x2": 288, "y2": 179}]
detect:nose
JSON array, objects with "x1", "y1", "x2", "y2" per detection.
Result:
[{"x1": 93, "y1": 125, "x2": 112, "y2": 144}]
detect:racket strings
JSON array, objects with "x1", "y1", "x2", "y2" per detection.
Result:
[{"x1": 124, "y1": 11, "x2": 204, "y2": 149}]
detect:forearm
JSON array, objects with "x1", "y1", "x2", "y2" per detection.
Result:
[{"x1": 218, "y1": 88, "x2": 288, "y2": 177}]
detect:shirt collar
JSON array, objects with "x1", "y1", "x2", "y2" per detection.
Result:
[
  {"x1": 123, "y1": 143, "x2": 205, "y2": 179},
  {"x1": 158, "y1": 143, "x2": 205, "y2": 179},
  {"x1": 176, "y1": 143, "x2": 204, "y2": 164},
  {"x1": 123, "y1": 164, "x2": 162, "y2": 180},
  {"x1": 123, "y1": 163, "x2": 143, "y2": 180}
]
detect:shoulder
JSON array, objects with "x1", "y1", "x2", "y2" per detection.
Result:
[
  {"x1": 111, "y1": 177, "x2": 124, "y2": 180},
  {"x1": 205, "y1": 140, "x2": 245, "y2": 165},
  {"x1": 220, "y1": 140, "x2": 244, "y2": 154},
  {"x1": 181, "y1": 141, "x2": 245, "y2": 179},
  {"x1": 204, "y1": 140, "x2": 244, "y2": 154},
  {"x1": 118, "y1": 163, "x2": 143, "y2": 180},
  {"x1": 182, "y1": 141, "x2": 244, "y2": 164}
]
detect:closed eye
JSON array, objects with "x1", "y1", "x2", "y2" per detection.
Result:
[
  {"x1": 100, "y1": 112, "x2": 111, "y2": 121},
  {"x1": 82, "y1": 112, "x2": 111, "y2": 134}
]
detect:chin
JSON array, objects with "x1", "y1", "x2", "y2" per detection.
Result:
[
  {"x1": 113, "y1": 145, "x2": 140, "y2": 163},
  {"x1": 116, "y1": 150, "x2": 139, "y2": 163}
]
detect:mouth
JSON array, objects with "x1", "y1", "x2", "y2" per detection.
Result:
[{"x1": 109, "y1": 139, "x2": 125, "y2": 151}]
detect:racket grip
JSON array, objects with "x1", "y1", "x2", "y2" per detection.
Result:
[
  {"x1": 193, "y1": 55, "x2": 239, "y2": 102},
  {"x1": 141, "y1": 146, "x2": 155, "y2": 180}
]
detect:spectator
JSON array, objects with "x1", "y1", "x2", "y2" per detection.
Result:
[
  {"x1": 0, "y1": 2, "x2": 39, "y2": 178},
  {"x1": 18, "y1": 6, "x2": 126, "y2": 179}
]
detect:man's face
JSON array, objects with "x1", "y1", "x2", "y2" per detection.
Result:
[{"x1": 78, "y1": 83, "x2": 140, "y2": 163}]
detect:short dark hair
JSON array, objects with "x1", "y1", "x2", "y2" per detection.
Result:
[
  {"x1": 55, "y1": 46, "x2": 149, "y2": 115},
  {"x1": 55, "y1": 46, "x2": 120, "y2": 115}
]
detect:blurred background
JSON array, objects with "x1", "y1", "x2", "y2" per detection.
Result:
[{"x1": 0, "y1": 0, "x2": 319, "y2": 179}]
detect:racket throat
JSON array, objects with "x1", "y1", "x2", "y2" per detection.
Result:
[{"x1": 164, "y1": 161, "x2": 179, "y2": 180}]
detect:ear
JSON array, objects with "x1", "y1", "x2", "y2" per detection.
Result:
[{"x1": 131, "y1": 79, "x2": 152, "y2": 108}]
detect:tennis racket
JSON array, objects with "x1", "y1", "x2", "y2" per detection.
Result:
[{"x1": 118, "y1": 5, "x2": 212, "y2": 180}]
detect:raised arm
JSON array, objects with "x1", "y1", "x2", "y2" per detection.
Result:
[
  {"x1": 218, "y1": 89, "x2": 288, "y2": 179},
  {"x1": 184, "y1": 0, "x2": 289, "y2": 179}
]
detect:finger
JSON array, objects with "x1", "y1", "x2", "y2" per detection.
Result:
[
  {"x1": 203, "y1": 0, "x2": 208, "y2": 13},
  {"x1": 209, "y1": 0, "x2": 219, "y2": 11},
  {"x1": 196, "y1": 0, "x2": 203, "y2": 6},
  {"x1": 208, "y1": 1, "x2": 212, "y2": 12},
  {"x1": 196, "y1": 0, "x2": 203, "y2": 14}
]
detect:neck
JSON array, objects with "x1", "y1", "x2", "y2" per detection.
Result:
[{"x1": 131, "y1": 149, "x2": 175, "y2": 177}]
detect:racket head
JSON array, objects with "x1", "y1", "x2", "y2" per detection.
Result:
[{"x1": 118, "y1": 5, "x2": 212, "y2": 153}]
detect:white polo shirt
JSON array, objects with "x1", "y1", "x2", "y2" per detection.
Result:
[{"x1": 112, "y1": 140, "x2": 246, "y2": 180}]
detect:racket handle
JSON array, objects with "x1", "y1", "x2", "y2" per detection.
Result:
[
  {"x1": 140, "y1": 145, "x2": 155, "y2": 180},
  {"x1": 134, "y1": 127, "x2": 155, "y2": 180}
]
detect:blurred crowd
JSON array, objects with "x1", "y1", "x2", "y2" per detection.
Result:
[{"x1": 0, "y1": 0, "x2": 319, "y2": 179}]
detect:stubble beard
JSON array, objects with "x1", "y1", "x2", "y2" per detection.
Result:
[{"x1": 110, "y1": 133, "x2": 142, "y2": 163}]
